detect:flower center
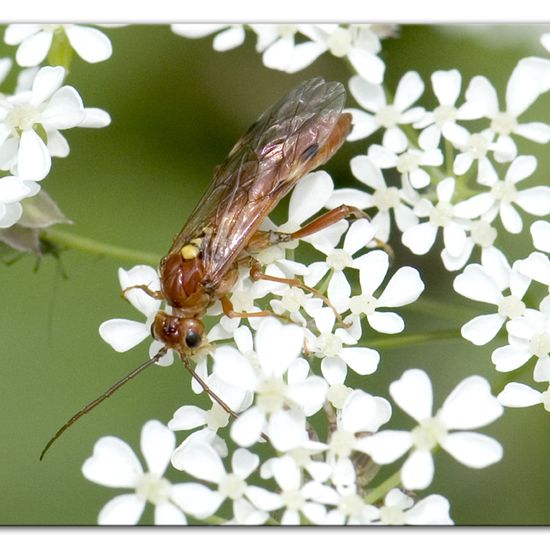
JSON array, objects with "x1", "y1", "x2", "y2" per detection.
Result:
[
  {"x1": 433, "y1": 104, "x2": 458, "y2": 126},
  {"x1": 217, "y1": 473, "x2": 247, "y2": 500},
  {"x1": 379, "y1": 505, "x2": 406, "y2": 525},
  {"x1": 469, "y1": 220, "x2": 497, "y2": 247},
  {"x1": 497, "y1": 295, "x2": 526, "y2": 319},
  {"x1": 328, "y1": 27, "x2": 352, "y2": 57},
  {"x1": 490, "y1": 111, "x2": 518, "y2": 135},
  {"x1": 281, "y1": 489, "x2": 305, "y2": 511},
  {"x1": 5, "y1": 103, "x2": 42, "y2": 132},
  {"x1": 349, "y1": 294, "x2": 378, "y2": 315},
  {"x1": 326, "y1": 249, "x2": 354, "y2": 271},
  {"x1": 490, "y1": 180, "x2": 517, "y2": 204},
  {"x1": 256, "y1": 377, "x2": 287, "y2": 413},
  {"x1": 395, "y1": 151, "x2": 420, "y2": 174},
  {"x1": 327, "y1": 384, "x2": 353, "y2": 409},
  {"x1": 375, "y1": 105, "x2": 401, "y2": 128},
  {"x1": 329, "y1": 429, "x2": 357, "y2": 458},
  {"x1": 338, "y1": 493, "x2": 365, "y2": 518},
  {"x1": 134, "y1": 473, "x2": 172, "y2": 505},
  {"x1": 372, "y1": 187, "x2": 401, "y2": 211},
  {"x1": 465, "y1": 133, "x2": 489, "y2": 159},
  {"x1": 411, "y1": 417, "x2": 447, "y2": 451},
  {"x1": 205, "y1": 403, "x2": 230, "y2": 430},
  {"x1": 280, "y1": 287, "x2": 307, "y2": 313},
  {"x1": 429, "y1": 201, "x2": 454, "y2": 227},
  {"x1": 315, "y1": 332, "x2": 343, "y2": 358},
  {"x1": 529, "y1": 332, "x2": 550, "y2": 358}
]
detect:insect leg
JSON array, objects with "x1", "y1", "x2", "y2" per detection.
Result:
[
  {"x1": 120, "y1": 284, "x2": 164, "y2": 302},
  {"x1": 247, "y1": 258, "x2": 345, "y2": 324},
  {"x1": 219, "y1": 294, "x2": 291, "y2": 323}
]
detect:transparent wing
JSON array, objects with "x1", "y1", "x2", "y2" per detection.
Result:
[{"x1": 168, "y1": 77, "x2": 351, "y2": 287}]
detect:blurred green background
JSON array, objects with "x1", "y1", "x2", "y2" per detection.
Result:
[{"x1": 1, "y1": 24, "x2": 549, "y2": 525}]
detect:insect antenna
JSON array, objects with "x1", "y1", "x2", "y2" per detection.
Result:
[
  {"x1": 180, "y1": 353, "x2": 238, "y2": 420},
  {"x1": 180, "y1": 354, "x2": 270, "y2": 443},
  {"x1": 39, "y1": 348, "x2": 167, "y2": 461}
]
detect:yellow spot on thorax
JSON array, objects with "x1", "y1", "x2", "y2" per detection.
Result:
[{"x1": 180, "y1": 238, "x2": 202, "y2": 260}]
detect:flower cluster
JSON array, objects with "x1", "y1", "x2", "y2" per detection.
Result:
[
  {"x1": 13, "y1": 24, "x2": 546, "y2": 525},
  {"x1": 0, "y1": 24, "x2": 111, "y2": 246}
]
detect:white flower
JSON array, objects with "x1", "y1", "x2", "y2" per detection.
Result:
[
  {"x1": 326, "y1": 155, "x2": 418, "y2": 242},
  {"x1": 82, "y1": 420, "x2": 202, "y2": 525},
  {"x1": 453, "y1": 155, "x2": 550, "y2": 234},
  {"x1": 463, "y1": 63, "x2": 550, "y2": 160},
  {"x1": 99, "y1": 265, "x2": 173, "y2": 365},
  {"x1": 368, "y1": 142, "x2": 443, "y2": 190},
  {"x1": 4, "y1": 24, "x2": 112, "y2": 66},
  {"x1": 171, "y1": 24, "x2": 246, "y2": 52},
  {"x1": 519, "y1": 251, "x2": 550, "y2": 289},
  {"x1": 304, "y1": 218, "x2": 378, "y2": 313},
  {"x1": 415, "y1": 69, "x2": 483, "y2": 150},
  {"x1": 246, "y1": 454, "x2": 330, "y2": 524},
  {"x1": 492, "y1": 298, "x2": 550, "y2": 380},
  {"x1": 251, "y1": 24, "x2": 328, "y2": 73},
  {"x1": 213, "y1": 317, "x2": 328, "y2": 451},
  {"x1": 498, "y1": 381, "x2": 550, "y2": 411},
  {"x1": 321, "y1": 485, "x2": 379, "y2": 525},
  {"x1": 360, "y1": 369, "x2": 503, "y2": 490},
  {"x1": 347, "y1": 71, "x2": 425, "y2": 152},
  {"x1": 450, "y1": 128, "x2": 502, "y2": 183},
  {"x1": 168, "y1": 402, "x2": 230, "y2": 458},
  {"x1": 0, "y1": 175, "x2": 40, "y2": 228},
  {"x1": 307, "y1": 306, "x2": 380, "y2": 384},
  {"x1": 171, "y1": 442, "x2": 269, "y2": 525},
  {"x1": 370, "y1": 488, "x2": 453, "y2": 525},
  {"x1": 453, "y1": 247, "x2": 531, "y2": 345},
  {"x1": 530, "y1": 220, "x2": 550, "y2": 254},
  {"x1": 401, "y1": 177, "x2": 468, "y2": 258},
  {"x1": 0, "y1": 66, "x2": 90, "y2": 180},
  {"x1": 326, "y1": 390, "x2": 391, "y2": 486},
  {"x1": 346, "y1": 250, "x2": 425, "y2": 334}
]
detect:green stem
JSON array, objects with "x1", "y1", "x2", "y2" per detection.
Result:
[
  {"x1": 364, "y1": 470, "x2": 401, "y2": 505},
  {"x1": 361, "y1": 328, "x2": 461, "y2": 350},
  {"x1": 42, "y1": 226, "x2": 160, "y2": 265}
]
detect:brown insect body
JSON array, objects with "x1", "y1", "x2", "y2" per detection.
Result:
[
  {"x1": 40, "y1": 77, "x2": 353, "y2": 460},
  {"x1": 154, "y1": 77, "x2": 352, "y2": 355}
]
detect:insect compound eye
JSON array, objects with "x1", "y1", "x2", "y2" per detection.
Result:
[{"x1": 185, "y1": 329, "x2": 202, "y2": 349}]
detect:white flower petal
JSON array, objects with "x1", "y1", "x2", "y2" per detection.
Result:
[
  {"x1": 394, "y1": 71, "x2": 424, "y2": 111},
  {"x1": 530, "y1": 220, "x2": 550, "y2": 253},
  {"x1": 15, "y1": 31, "x2": 52, "y2": 67},
  {"x1": 378, "y1": 266, "x2": 424, "y2": 307},
  {"x1": 432, "y1": 69, "x2": 461, "y2": 106},
  {"x1": 453, "y1": 264, "x2": 502, "y2": 305},
  {"x1": 439, "y1": 376, "x2": 503, "y2": 429},
  {"x1": 492, "y1": 344, "x2": 532, "y2": 372},
  {"x1": 141, "y1": 420, "x2": 175, "y2": 476},
  {"x1": 168, "y1": 405, "x2": 207, "y2": 431},
  {"x1": 356, "y1": 249, "x2": 389, "y2": 295},
  {"x1": 348, "y1": 48, "x2": 385, "y2": 84},
  {"x1": 390, "y1": 369, "x2": 433, "y2": 421},
  {"x1": 30, "y1": 66, "x2": 65, "y2": 105},
  {"x1": 99, "y1": 318, "x2": 149, "y2": 352},
  {"x1": 40, "y1": 86, "x2": 84, "y2": 129},
  {"x1": 230, "y1": 407, "x2": 265, "y2": 447},
  {"x1": 170, "y1": 442, "x2": 225, "y2": 483},
  {"x1": 213, "y1": 345, "x2": 257, "y2": 392},
  {"x1": 339, "y1": 346, "x2": 379, "y2": 375},
  {"x1": 341, "y1": 390, "x2": 377, "y2": 433},
  {"x1": 288, "y1": 171, "x2": 333, "y2": 224},
  {"x1": 320, "y1": 356, "x2": 347, "y2": 385},
  {"x1": 405, "y1": 495, "x2": 453, "y2": 525},
  {"x1": 154, "y1": 501, "x2": 187, "y2": 525},
  {"x1": 65, "y1": 25, "x2": 112, "y2": 62},
  {"x1": 98, "y1": 494, "x2": 145, "y2": 525},
  {"x1": 287, "y1": 376, "x2": 328, "y2": 416},
  {"x1": 440, "y1": 432, "x2": 503, "y2": 468},
  {"x1": 401, "y1": 222, "x2": 437, "y2": 255},
  {"x1": 401, "y1": 449, "x2": 434, "y2": 490},
  {"x1": 460, "y1": 314, "x2": 504, "y2": 346},
  {"x1": 82, "y1": 436, "x2": 143, "y2": 488},
  {"x1": 515, "y1": 187, "x2": 550, "y2": 216},
  {"x1": 18, "y1": 129, "x2": 51, "y2": 181},
  {"x1": 359, "y1": 430, "x2": 412, "y2": 464},
  {"x1": 498, "y1": 382, "x2": 542, "y2": 408},
  {"x1": 367, "y1": 311, "x2": 404, "y2": 334},
  {"x1": 171, "y1": 483, "x2": 225, "y2": 518},
  {"x1": 268, "y1": 409, "x2": 308, "y2": 452}
]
